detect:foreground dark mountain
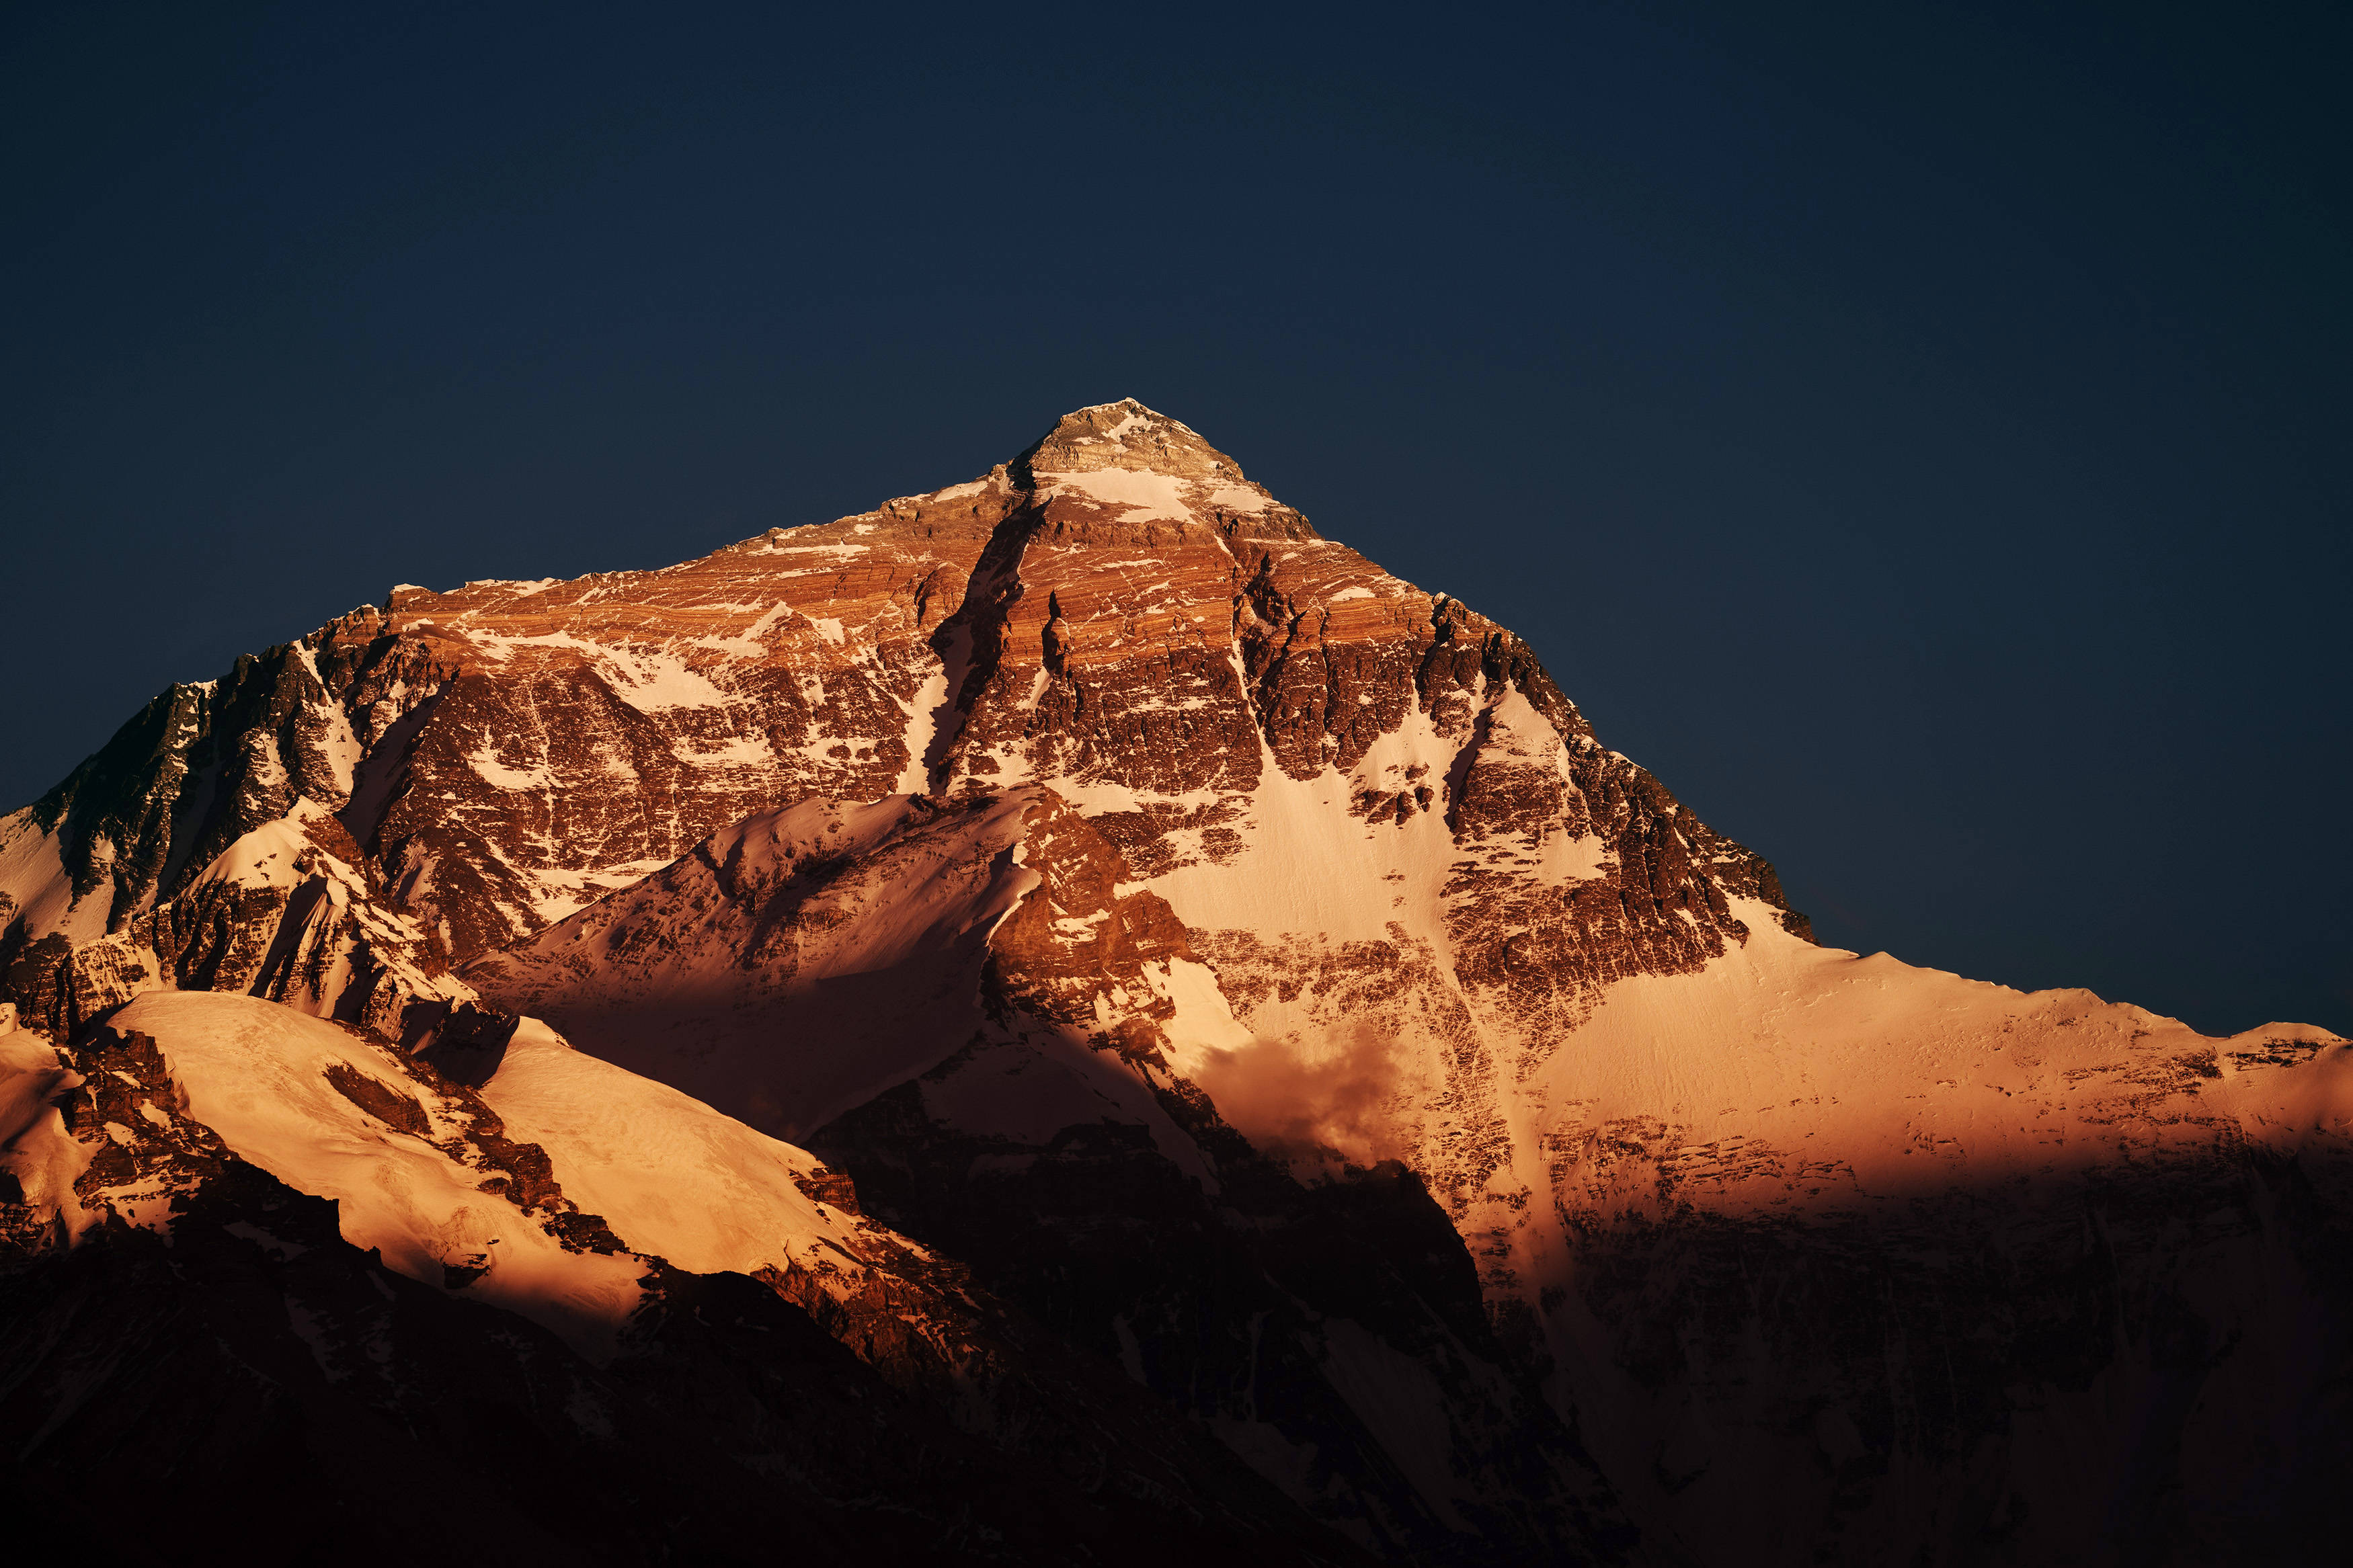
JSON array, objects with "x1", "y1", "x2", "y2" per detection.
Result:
[
  {"x1": 4, "y1": 400, "x2": 2347, "y2": 1564},
  {"x1": 0, "y1": 992, "x2": 1361, "y2": 1566}
]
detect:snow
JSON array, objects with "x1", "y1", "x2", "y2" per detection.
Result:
[
  {"x1": 1205, "y1": 483, "x2": 1273, "y2": 513},
  {"x1": 0, "y1": 809, "x2": 113, "y2": 944},
  {"x1": 142, "y1": 802, "x2": 467, "y2": 1024},
  {"x1": 466, "y1": 745, "x2": 555, "y2": 792},
  {"x1": 1517, "y1": 905, "x2": 2353, "y2": 1206},
  {"x1": 689, "y1": 602, "x2": 792, "y2": 659},
  {"x1": 1045, "y1": 467, "x2": 1195, "y2": 522},
  {"x1": 1146, "y1": 957, "x2": 1256, "y2": 1063},
  {"x1": 110, "y1": 991, "x2": 648, "y2": 1360},
  {"x1": 670, "y1": 735, "x2": 774, "y2": 770},
  {"x1": 461, "y1": 629, "x2": 734, "y2": 712},
  {"x1": 291, "y1": 645, "x2": 364, "y2": 797},
  {"x1": 314, "y1": 704, "x2": 364, "y2": 798},
  {"x1": 478, "y1": 1018, "x2": 878, "y2": 1282},
  {"x1": 1142, "y1": 689, "x2": 1466, "y2": 954},
  {"x1": 1328, "y1": 585, "x2": 1374, "y2": 603},
  {"x1": 772, "y1": 543, "x2": 871, "y2": 561},
  {"x1": 0, "y1": 1014, "x2": 94, "y2": 1239},
  {"x1": 190, "y1": 812, "x2": 321, "y2": 891},
  {"x1": 1520, "y1": 827, "x2": 1612, "y2": 886},
  {"x1": 595, "y1": 647, "x2": 735, "y2": 712},
  {"x1": 893, "y1": 667, "x2": 950, "y2": 795},
  {"x1": 1031, "y1": 662, "x2": 1619, "y2": 1175},
  {"x1": 523, "y1": 858, "x2": 675, "y2": 925}
]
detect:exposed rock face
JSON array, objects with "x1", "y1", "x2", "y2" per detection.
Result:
[
  {"x1": 0, "y1": 625, "x2": 467, "y2": 1042},
  {"x1": 4, "y1": 398, "x2": 2348, "y2": 1564}
]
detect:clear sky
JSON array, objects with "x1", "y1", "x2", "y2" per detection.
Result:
[{"x1": 5, "y1": 1, "x2": 2346, "y2": 1034}]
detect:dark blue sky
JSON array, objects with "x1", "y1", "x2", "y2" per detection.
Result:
[{"x1": 5, "y1": 2, "x2": 2346, "y2": 1034}]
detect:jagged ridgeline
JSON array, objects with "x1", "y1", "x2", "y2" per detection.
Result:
[{"x1": 3, "y1": 401, "x2": 2347, "y2": 1566}]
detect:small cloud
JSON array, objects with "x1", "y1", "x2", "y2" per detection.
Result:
[{"x1": 1192, "y1": 1023, "x2": 1402, "y2": 1173}]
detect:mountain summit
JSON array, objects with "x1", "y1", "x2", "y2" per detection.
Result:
[
  {"x1": 3, "y1": 403, "x2": 2348, "y2": 1565},
  {"x1": 1014, "y1": 397, "x2": 1250, "y2": 479}
]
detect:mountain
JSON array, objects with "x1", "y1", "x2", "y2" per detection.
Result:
[{"x1": 3, "y1": 399, "x2": 2348, "y2": 1565}]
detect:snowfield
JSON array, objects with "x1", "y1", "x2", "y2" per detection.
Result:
[{"x1": 111, "y1": 991, "x2": 648, "y2": 1358}]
